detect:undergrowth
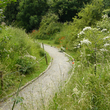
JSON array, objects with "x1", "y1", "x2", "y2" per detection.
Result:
[{"x1": 0, "y1": 26, "x2": 51, "y2": 99}]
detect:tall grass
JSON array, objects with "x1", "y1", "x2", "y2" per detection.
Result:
[
  {"x1": 17, "y1": 1, "x2": 110, "y2": 109},
  {"x1": 46, "y1": 14, "x2": 110, "y2": 110},
  {"x1": 47, "y1": 59, "x2": 110, "y2": 110},
  {"x1": 0, "y1": 26, "x2": 51, "y2": 98}
]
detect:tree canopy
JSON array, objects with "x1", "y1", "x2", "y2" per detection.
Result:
[{"x1": 17, "y1": 0, "x2": 49, "y2": 32}]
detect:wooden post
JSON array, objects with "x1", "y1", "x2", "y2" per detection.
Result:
[
  {"x1": 42, "y1": 43, "x2": 44, "y2": 51},
  {"x1": 0, "y1": 71, "x2": 3, "y2": 90},
  {"x1": 45, "y1": 53, "x2": 48, "y2": 65}
]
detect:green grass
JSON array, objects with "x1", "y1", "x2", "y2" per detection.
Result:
[
  {"x1": 46, "y1": 61, "x2": 110, "y2": 110},
  {"x1": 0, "y1": 26, "x2": 51, "y2": 99},
  {"x1": 35, "y1": 17, "x2": 110, "y2": 110},
  {"x1": 21, "y1": 51, "x2": 51, "y2": 86}
]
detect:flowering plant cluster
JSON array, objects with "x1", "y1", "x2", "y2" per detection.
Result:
[
  {"x1": 76, "y1": 26, "x2": 110, "y2": 74},
  {"x1": 30, "y1": 30, "x2": 39, "y2": 39},
  {"x1": 56, "y1": 36, "x2": 69, "y2": 51}
]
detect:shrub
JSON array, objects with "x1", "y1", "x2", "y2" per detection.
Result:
[
  {"x1": 36, "y1": 12, "x2": 62, "y2": 40},
  {"x1": 0, "y1": 26, "x2": 41, "y2": 73},
  {"x1": 39, "y1": 49, "x2": 45, "y2": 57},
  {"x1": 17, "y1": 0, "x2": 49, "y2": 32},
  {"x1": 73, "y1": 0, "x2": 104, "y2": 29}
]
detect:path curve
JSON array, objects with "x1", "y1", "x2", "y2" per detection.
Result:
[{"x1": 0, "y1": 44, "x2": 72, "y2": 110}]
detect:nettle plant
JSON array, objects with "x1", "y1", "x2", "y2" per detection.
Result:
[{"x1": 77, "y1": 26, "x2": 110, "y2": 75}]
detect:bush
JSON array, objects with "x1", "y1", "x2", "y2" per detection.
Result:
[
  {"x1": 97, "y1": 14, "x2": 110, "y2": 30},
  {"x1": 0, "y1": 26, "x2": 41, "y2": 73},
  {"x1": 73, "y1": 0, "x2": 104, "y2": 29},
  {"x1": 36, "y1": 12, "x2": 62, "y2": 40},
  {"x1": 39, "y1": 49, "x2": 45, "y2": 57},
  {"x1": 15, "y1": 56, "x2": 36, "y2": 74},
  {"x1": 17, "y1": 0, "x2": 49, "y2": 32}
]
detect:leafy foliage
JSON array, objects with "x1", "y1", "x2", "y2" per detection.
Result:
[
  {"x1": 46, "y1": 6, "x2": 110, "y2": 109},
  {"x1": 17, "y1": 0, "x2": 49, "y2": 32},
  {"x1": 0, "y1": 26, "x2": 41, "y2": 73},
  {"x1": 3, "y1": 0, "x2": 20, "y2": 25},
  {"x1": 51, "y1": 0, "x2": 92, "y2": 22},
  {"x1": 73, "y1": 0, "x2": 103, "y2": 29},
  {"x1": 36, "y1": 12, "x2": 62, "y2": 39},
  {"x1": 103, "y1": 0, "x2": 110, "y2": 9}
]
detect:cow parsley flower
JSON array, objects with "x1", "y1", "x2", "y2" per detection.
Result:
[
  {"x1": 81, "y1": 38, "x2": 91, "y2": 45},
  {"x1": 104, "y1": 43, "x2": 110, "y2": 47},
  {"x1": 78, "y1": 65, "x2": 81, "y2": 67},
  {"x1": 100, "y1": 48, "x2": 108, "y2": 52},
  {"x1": 83, "y1": 27, "x2": 91, "y2": 31},
  {"x1": 0, "y1": 9, "x2": 3, "y2": 12},
  {"x1": 24, "y1": 55, "x2": 36, "y2": 60},
  {"x1": 102, "y1": 14, "x2": 108, "y2": 19},
  {"x1": 103, "y1": 36, "x2": 110, "y2": 40},
  {"x1": 78, "y1": 31, "x2": 85, "y2": 38},
  {"x1": 87, "y1": 54, "x2": 91, "y2": 56},
  {"x1": 101, "y1": 29, "x2": 107, "y2": 32},
  {"x1": 73, "y1": 87, "x2": 80, "y2": 95}
]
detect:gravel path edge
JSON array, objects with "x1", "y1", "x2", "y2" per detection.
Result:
[{"x1": 0, "y1": 57, "x2": 53, "y2": 102}]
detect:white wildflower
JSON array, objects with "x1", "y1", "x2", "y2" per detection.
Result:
[
  {"x1": 103, "y1": 36, "x2": 110, "y2": 40},
  {"x1": 24, "y1": 55, "x2": 36, "y2": 60},
  {"x1": 4, "y1": 48, "x2": 8, "y2": 52},
  {"x1": 78, "y1": 65, "x2": 81, "y2": 68},
  {"x1": 94, "y1": 64, "x2": 96, "y2": 66},
  {"x1": 83, "y1": 27, "x2": 91, "y2": 31},
  {"x1": 87, "y1": 54, "x2": 91, "y2": 56},
  {"x1": 77, "y1": 45, "x2": 80, "y2": 48},
  {"x1": 73, "y1": 87, "x2": 80, "y2": 95},
  {"x1": 78, "y1": 31, "x2": 85, "y2": 38},
  {"x1": 7, "y1": 54, "x2": 9, "y2": 58},
  {"x1": 100, "y1": 48, "x2": 108, "y2": 52},
  {"x1": 81, "y1": 38, "x2": 91, "y2": 45},
  {"x1": 104, "y1": 43, "x2": 110, "y2": 47},
  {"x1": 0, "y1": 9, "x2": 3, "y2": 12},
  {"x1": 101, "y1": 29, "x2": 107, "y2": 32},
  {"x1": 102, "y1": 14, "x2": 108, "y2": 19}
]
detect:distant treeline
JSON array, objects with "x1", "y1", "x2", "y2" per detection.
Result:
[{"x1": 3, "y1": 0, "x2": 110, "y2": 32}]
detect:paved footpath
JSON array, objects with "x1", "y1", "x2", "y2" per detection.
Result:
[{"x1": 0, "y1": 44, "x2": 72, "y2": 110}]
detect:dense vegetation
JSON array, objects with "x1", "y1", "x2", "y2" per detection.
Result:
[
  {"x1": 0, "y1": 26, "x2": 51, "y2": 99},
  {"x1": 0, "y1": 0, "x2": 110, "y2": 109},
  {"x1": 3, "y1": 0, "x2": 92, "y2": 32},
  {"x1": 44, "y1": 0, "x2": 110, "y2": 109}
]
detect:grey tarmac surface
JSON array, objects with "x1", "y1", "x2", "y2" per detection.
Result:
[{"x1": 0, "y1": 44, "x2": 72, "y2": 110}]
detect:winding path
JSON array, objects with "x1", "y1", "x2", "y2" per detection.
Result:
[{"x1": 0, "y1": 44, "x2": 72, "y2": 110}]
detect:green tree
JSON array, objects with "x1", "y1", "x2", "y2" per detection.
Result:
[
  {"x1": 73, "y1": 0, "x2": 104, "y2": 29},
  {"x1": 51, "y1": 0, "x2": 91, "y2": 22},
  {"x1": 17, "y1": 0, "x2": 49, "y2": 32},
  {"x1": 36, "y1": 12, "x2": 61, "y2": 39},
  {"x1": 103, "y1": 0, "x2": 110, "y2": 9},
  {"x1": 0, "y1": 0, "x2": 17, "y2": 24},
  {"x1": 3, "y1": 0, "x2": 20, "y2": 25}
]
